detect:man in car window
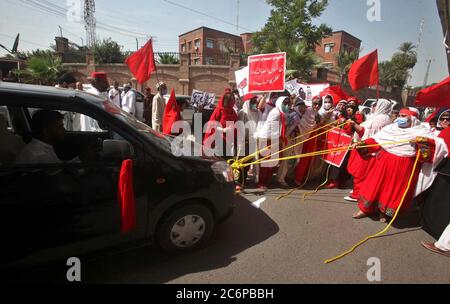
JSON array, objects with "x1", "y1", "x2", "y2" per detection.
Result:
[{"x1": 16, "y1": 110, "x2": 65, "y2": 164}]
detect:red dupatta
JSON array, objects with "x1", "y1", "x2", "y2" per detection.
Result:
[
  {"x1": 203, "y1": 91, "x2": 238, "y2": 147},
  {"x1": 162, "y1": 89, "x2": 182, "y2": 135}
]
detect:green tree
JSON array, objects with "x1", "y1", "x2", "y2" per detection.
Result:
[
  {"x1": 94, "y1": 38, "x2": 125, "y2": 64},
  {"x1": 335, "y1": 49, "x2": 360, "y2": 85},
  {"x1": 286, "y1": 41, "x2": 322, "y2": 80},
  {"x1": 253, "y1": 0, "x2": 332, "y2": 79},
  {"x1": 379, "y1": 42, "x2": 417, "y2": 91},
  {"x1": 157, "y1": 53, "x2": 180, "y2": 64},
  {"x1": 15, "y1": 53, "x2": 65, "y2": 85}
]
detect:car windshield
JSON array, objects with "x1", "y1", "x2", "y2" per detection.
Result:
[{"x1": 101, "y1": 101, "x2": 173, "y2": 151}]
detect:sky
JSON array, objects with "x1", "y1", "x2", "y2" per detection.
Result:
[{"x1": 0, "y1": 0, "x2": 447, "y2": 86}]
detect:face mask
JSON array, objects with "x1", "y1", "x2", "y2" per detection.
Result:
[
  {"x1": 282, "y1": 104, "x2": 290, "y2": 113},
  {"x1": 250, "y1": 103, "x2": 258, "y2": 111},
  {"x1": 396, "y1": 117, "x2": 409, "y2": 128},
  {"x1": 324, "y1": 103, "x2": 332, "y2": 110}
]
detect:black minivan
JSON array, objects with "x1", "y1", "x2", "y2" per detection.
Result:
[{"x1": 0, "y1": 82, "x2": 235, "y2": 269}]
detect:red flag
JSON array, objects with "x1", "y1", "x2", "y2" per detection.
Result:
[
  {"x1": 162, "y1": 89, "x2": 182, "y2": 135},
  {"x1": 348, "y1": 50, "x2": 379, "y2": 91},
  {"x1": 125, "y1": 39, "x2": 156, "y2": 84},
  {"x1": 320, "y1": 85, "x2": 349, "y2": 105},
  {"x1": 415, "y1": 77, "x2": 450, "y2": 108}
]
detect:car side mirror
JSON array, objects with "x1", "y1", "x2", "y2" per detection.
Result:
[{"x1": 102, "y1": 140, "x2": 134, "y2": 160}]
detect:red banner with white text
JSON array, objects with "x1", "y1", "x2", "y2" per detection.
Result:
[
  {"x1": 322, "y1": 128, "x2": 353, "y2": 168},
  {"x1": 248, "y1": 52, "x2": 286, "y2": 93}
]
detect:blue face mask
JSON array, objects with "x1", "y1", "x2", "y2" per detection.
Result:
[
  {"x1": 397, "y1": 117, "x2": 409, "y2": 128},
  {"x1": 282, "y1": 104, "x2": 290, "y2": 113}
]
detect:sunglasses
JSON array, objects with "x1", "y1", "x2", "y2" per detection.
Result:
[{"x1": 440, "y1": 117, "x2": 450, "y2": 122}]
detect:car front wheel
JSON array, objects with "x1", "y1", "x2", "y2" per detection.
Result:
[{"x1": 157, "y1": 204, "x2": 214, "y2": 254}]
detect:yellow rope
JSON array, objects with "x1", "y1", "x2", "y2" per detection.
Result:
[
  {"x1": 324, "y1": 150, "x2": 422, "y2": 264},
  {"x1": 303, "y1": 164, "x2": 331, "y2": 200},
  {"x1": 235, "y1": 119, "x2": 340, "y2": 166},
  {"x1": 254, "y1": 122, "x2": 348, "y2": 167},
  {"x1": 234, "y1": 139, "x2": 412, "y2": 169}
]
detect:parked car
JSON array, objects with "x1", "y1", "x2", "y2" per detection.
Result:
[
  {"x1": 359, "y1": 99, "x2": 400, "y2": 116},
  {"x1": 0, "y1": 82, "x2": 235, "y2": 269}
]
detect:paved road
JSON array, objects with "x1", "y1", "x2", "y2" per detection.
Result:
[{"x1": 13, "y1": 185, "x2": 450, "y2": 283}]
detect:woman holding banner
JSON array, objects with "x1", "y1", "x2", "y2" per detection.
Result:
[{"x1": 326, "y1": 100, "x2": 365, "y2": 189}]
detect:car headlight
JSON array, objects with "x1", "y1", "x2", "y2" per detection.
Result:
[{"x1": 211, "y1": 161, "x2": 234, "y2": 183}]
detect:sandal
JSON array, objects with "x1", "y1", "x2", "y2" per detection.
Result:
[{"x1": 421, "y1": 242, "x2": 450, "y2": 257}]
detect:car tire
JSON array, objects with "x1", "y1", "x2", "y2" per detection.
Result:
[{"x1": 157, "y1": 203, "x2": 215, "y2": 254}]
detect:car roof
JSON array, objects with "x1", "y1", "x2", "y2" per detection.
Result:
[{"x1": 0, "y1": 82, "x2": 106, "y2": 106}]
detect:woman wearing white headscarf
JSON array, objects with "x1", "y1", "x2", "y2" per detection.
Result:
[
  {"x1": 352, "y1": 108, "x2": 448, "y2": 222},
  {"x1": 236, "y1": 95, "x2": 262, "y2": 189},
  {"x1": 257, "y1": 96, "x2": 290, "y2": 190}
]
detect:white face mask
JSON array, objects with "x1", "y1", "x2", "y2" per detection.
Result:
[{"x1": 324, "y1": 103, "x2": 332, "y2": 110}]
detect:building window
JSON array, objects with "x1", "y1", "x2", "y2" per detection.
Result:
[
  {"x1": 194, "y1": 39, "x2": 201, "y2": 49},
  {"x1": 181, "y1": 44, "x2": 186, "y2": 52},
  {"x1": 324, "y1": 43, "x2": 335, "y2": 53},
  {"x1": 188, "y1": 41, "x2": 192, "y2": 50},
  {"x1": 193, "y1": 58, "x2": 200, "y2": 65},
  {"x1": 206, "y1": 57, "x2": 215, "y2": 65},
  {"x1": 206, "y1": 39, "x2": 214, "y2": 49}
]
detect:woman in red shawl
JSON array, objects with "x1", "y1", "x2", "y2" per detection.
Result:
[
  {"x1": 352, "y1": 109, "x2": 448, "y2": 222},
  {"x1": 162, "y1": 89, "x2": 186, "y2": 136},
  {"x1": 203, "y1": 90, "x2": 238, "y2": 159}
]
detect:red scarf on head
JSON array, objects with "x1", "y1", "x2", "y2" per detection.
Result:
[
  {"x1": 162, "y1": 89, "x2": 182, "y2": 135},
  {"x1": 118, "y1": 159, "x2": 136, "y2": 234},
  {"x1": 203, "y1": 91, "x2": 238, "y2": 146}
]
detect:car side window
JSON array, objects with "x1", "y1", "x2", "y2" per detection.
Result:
[
  {"x1": 7, "y1": 106, "x2": 136, "y2": 166},
  {"x1": 0, "y1": 106, "x2": 26, "y2": 166}
]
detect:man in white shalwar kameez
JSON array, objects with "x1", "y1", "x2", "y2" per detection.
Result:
[{"x1": 83, "y1": 72, "x2": 109, "y2": 132}]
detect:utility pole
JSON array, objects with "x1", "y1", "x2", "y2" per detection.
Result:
[
  {"x1": 59, "y1": 26, "x2": 63, "y2": 37},
  {"x1": 84, "y1": 0, "x2": 96, "y2": 50},
  {"x1": 423, "y1": 59, "x2": 433, "y2": 87},
  {"x1": 236, "y1": 0, "x2": 240, "y2": 34},
  {"x1": 136, "y1": 38, "x2": 139, "y2": 51}
]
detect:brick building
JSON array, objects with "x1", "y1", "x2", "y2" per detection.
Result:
[
  {"x1": 315, "y1": 31, "x2": 362, "y2": 70},
  {"x1": 179, "y1": 27, "x2": 251, "y2": 65}
]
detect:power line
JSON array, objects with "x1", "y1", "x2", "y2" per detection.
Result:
[
  {"x1": 15, "y1": 0, "x2": 150, "y2": 39},
  {"x1": 162, "y1": 0, "x2": 254, "y2": 32},
  {"x1": 0, "y1": 33, "x2": 49, "y2": 49}
]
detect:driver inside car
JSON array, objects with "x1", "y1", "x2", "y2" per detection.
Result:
[{"x1": 15, "y1": 110, "x2": 97, "y2": 164}]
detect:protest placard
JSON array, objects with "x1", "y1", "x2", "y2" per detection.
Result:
[
  {"x1": 322, "y1": 127, "x2": 353, "y2": 168},
  {"x1": 190, "y1": 90, "x2": 216, "y2": 110},
  {"x1": 248, "y1": 52, "x2": 286, "y2": 93},
  {"x1": 285, "y1": 81, "x2": 330, "y2": 106},
  {"x1": 235, "y1": 66, "x2": 249, "y2": 97}
]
